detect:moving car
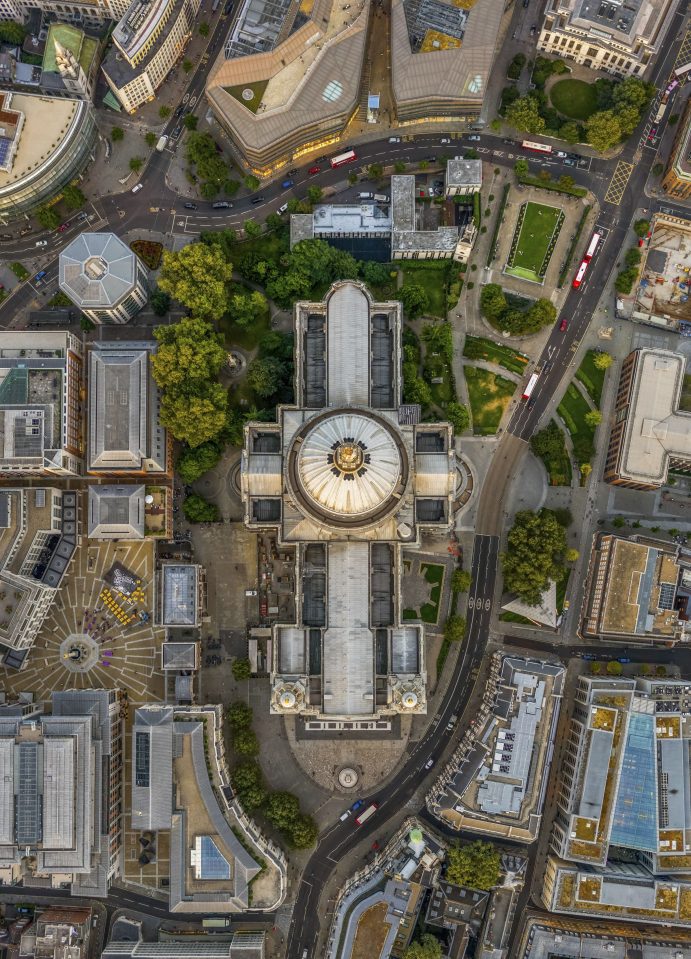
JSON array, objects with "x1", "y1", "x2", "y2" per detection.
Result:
[
  {"x1": 308, "y1": 165, "x2": 321, "y2": 175},
  {"x1": 351, "y1": 799, "x2": 364, "y2": 812},
  {"x1": 132, "y1": 183, "x2": 143, "y2": 193},
  {"x1": 446, "y1": 714, "x2": 458, "y2": 731},
  {"x1": 35, "y1": 271, "x2": 46, "y2": 281},
  {"x1": 57, "y1": 223, "x2": 69, "y2": 233},
  {"x1": 35, "y1": 240, "x2": 48, "y2": 247},
  {"x1": 468, "y1": 134, "x2": 481, "y2": 141},
  {"x1": 339, "y1": 809, "x2": 352, "y2": 822},
  {"x1": 184, "y1": 202, "x2": 198, "y2": 209},
  {"x1": 388, "y1": 136, "x2": 401, "y2": 143},
  {"x1": 212, "y1": 200, "x2": 232, "y2": 209},
  {"x1": 281, "y1": 179, "x2": 294, "y2": 188},
  {"x1": 277, "y1": 202, "x2": 288, "y2": 214},
  {"x1": 250, "y1": 195, "x2": 265, "y2": 204},
  {"x1": 559, "y1": 317, "x2": 568, "y2": 331},
  {"x1": 424, "y1": 757, "x2": 435, "y2": 769},
  {"x1": 440, "y1": 138, "x2": 451, "y2": 144}
]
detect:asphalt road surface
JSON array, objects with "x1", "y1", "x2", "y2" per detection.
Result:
[{"x1": 1, "y1": 10, "x2": 690, "y2": 952}]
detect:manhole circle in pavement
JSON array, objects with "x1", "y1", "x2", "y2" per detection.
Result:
[{"x1": 242, "y1": 88, "x2": 255, "y2": 101}]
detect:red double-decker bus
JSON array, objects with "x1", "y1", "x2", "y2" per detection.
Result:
[
  {"x1": 330, "y1": 150, "x2": 357, "y2": 168},
  {"x1": 572, "y1": 232, "x2": 602, "y2": 289}
]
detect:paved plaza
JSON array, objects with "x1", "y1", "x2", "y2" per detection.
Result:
[{"x1": 0, "y1": 537, "x2": 165, "y2": 704}]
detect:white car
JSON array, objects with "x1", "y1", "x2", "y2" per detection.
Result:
[
  {"x1": 388, "y1": 136, "x2": 401, "y2": 143},
  {"x1": 277, "y1": 202, "x2": 288, "y2": 215},
  {"x1": 339, "y1": 809, "x2": 353, "y2": 822},
  {"x1": 556, "y1": 151, "x2": 567, "y2": 158},
  {"x1": 441, "y1": 138, "x2": 451, "y2": 144},
  {"x1": 132, "y1": 183, "x2": 143, "y2": 193},
  {"x1": 35, "y1": 240, "x2": 48, "y2": 247},
  {"x1": 468, "y1": 134, "x2": 481, "y2": 141}
]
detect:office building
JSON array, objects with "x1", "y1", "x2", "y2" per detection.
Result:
[
  {"x1": 0, "y1": 331, "x2": 84, "y2": 476},
  {"x1": 551, "y1": 675, "x2": 691, "y2": 875},
  {"x1": 663, "y1": 99, "x2": 691, "y2": 199},
  {"x1": 0, "y1": 90, "x2": 97, "y2": 222},
  {"x1": 241, "y1": 280, "x2": 456, "y2": 720},
  {"x1": 103, "y1": 932, "x2": 266, "y2": 958},
  {"x1": 517, "y1": 913, "x2": 691, "y2": 959},
  {"x1": 4, "y1": 0, "x2": 133, "y2": 26},
  {"x1": 87, "y1": 485, "x2": 145, "y2": 539},
  {"x1": 87, "y1": 342, "x2": 168, "y2": 475},
  {"x1": 101, "y1": 0, "x2": 200, "y2": 113},
  {"x1": 582, "y1": 533, "x2": 690, "y2": 644},
  {"x1": 445, "y1": 158, "x2": 482, "y2": 197},
  {"x1": 290, "y1": 174, "x2": 477, "y2": 263},
  {"x1": 429, "y1": 657, "x2": 564, "y2": 841},
  {"x1": 18, "y1": 907, "x2": 94, "y2": 959},
  {"x1": 604, "y1": 348, "x2": 691, "y2": 488},
  {"x1": 537, "y1": 0, "x2": 679, "y2": 77},
  {"x1": 0, "y1": 689, "x2": 123, "y2": 896},
  {"x1": 59, "y1": 232, "x2": 148, "y2": 324},
  {"x1": 130, "y1": 705, "x2": 262, "y2": 912},
  {"x1": 205, "y1": 0, "x2": 368, "y2": 175},
  {"x1": 0, "y1": 487, "x2": 79, "y2": 669},
  {"x1": 391, "y1": 0, "x2": 503, "y2": 122}
]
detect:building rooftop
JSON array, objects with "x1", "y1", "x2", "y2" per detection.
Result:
[
  {"x1": 616, "y1": 349, "x2": 691, "y2": 486},
  {"x1": 159, "y1": 564, "x2": 199, "y2": 627},
  {"x1": 60, "y1": 233, "x2": 141, "y2": 309},
  {"x1": 131, "y1": 705, "x2": 174, "y2": 832},
  {"x1": 88, "y1": 347, "x2": 148, "y2": 471},
  {"x1": 446, "y1": 158, "x2": 482, "y2": 188},
  {"x1": 0, "y1": 92, "x2": 83, "y2": 195},
  {"x1": 312, "y1": 202, "x2": 392, "y2": 234},
  {"x1": 554, "y1": 0, "x2": 677, "y2": 46},
  {"x1": 88, "y1": 484, "x2": 145, "y2": 539},
  {"x1": 391, "y1": 0, "x2": 503, "y2": 110},
  {"x1": 519, "y1": 917, "x2": 691, "y2": 959},
  {"x1": 42, "y1": 23, "x2": 99, "y2": 76}
]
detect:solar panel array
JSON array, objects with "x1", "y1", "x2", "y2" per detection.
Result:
[
  {"x1": 16, "y1": 742, "x2": 41, "y2": 845},
  {"x1": 135, "y1": 731, "x2": 150, "y2": 788}
]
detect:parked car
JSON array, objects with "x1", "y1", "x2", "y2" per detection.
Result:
[
  {"x1": 184, "y1": 202, "x2": 197, "y2": 210},
  {"x1": 339, "y1": 809, "x2": 352, "y2": 821},
  {"x1": 131, "y1": 183, "x2": 143, "y2": 193},
  {"x1": 388, "y1": 136, "x2": 401, "y2": 143},
  {"x1": 175, "y1": 105, "x2": 184, "y2": 117},
  {"x1": 563, "y1": 157, "x2": 577, "y2": 166},
  {"x1": 287, "y1": 168, "x2": 298, "y2": 176},
  {"x1": 35, "y1": 271, "x2": 47, "y2": 281},
  {"x1": 171, "y1": 125, "x2": 182, "y2": 140},
  {"x1": 277, "y1": 202, "x2": 289, "y2": 214},
  {"x1": 468, "y1": 134, "x2": 481, "y2": 141},
  {"x1": 57, "y1": 223, "x2": 69, "y2": 233},
  {"x1": 618, "y1": 657, "x2": 631, "y2": 664},
  {"x1": 351, "y1": 799, "x2": 364, "y2": 812},
  {"x1": 648, "y1": 126, "x2": 658, "y2": 140},
  {"x1": 77, "y1": 211, "x2": 89, "y2": 221},
  {"x1": 556, "y1": 151, "x2": 567, "y2": 157},
  {"x1": 559, "y1": 317, "x2": 568, "y2": 331},
  {"x1": 251, "y1": 195, "x2": 265, "y2": 204},
  {"x1": 35, "y1": 239, "x2": 48, "y2": 247}
]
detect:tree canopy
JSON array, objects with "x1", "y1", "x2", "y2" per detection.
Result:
[
  {"x1": 404, "y1": 935, "x2": 442, "y2": 959},
  {"x1": 247, "y1": 356, "x2": 288, "y2": 398},
  {"x1": 505, "y1": 95, "x2": 545, "y2": 135},
  {"x1": 183, "y1": 493, "x2": 219, "y2": 523},
  {"x1": 231, "y1": 761, "x2": 266, "y2": 809},
  {"x1": 399, "y1": 283, "x2": 429, "y2": 320},
  {"x1": 226, "y1": 290, "x2": 267, "y2": 330},
  {"x1": 157, "y1": 244, "x2": 232, "y2": 318},
  {"x1": 502, "y1": 508, "x2": 567, "y2": 605},
  {"x1": 480, "y1": 285, "x2": 556, "y2": 335},
  {"x1": 176, "y1": 441, "x2": 222, "y2": 483},
  {"x1": 446, "y1": 841, "x2": 501, "y2": 890},
  {"x1": 446, "y1": 401, "x2": 470, "y2": 433},
  {"x1": 227, "y1": 701, "x2": 253, "y2": 729},
  {"x1": 160, "y1": 383, "x2": 228, "y2": 447},
  {"x1": 592, "y1": 351, "x2": 613, "y2": 370}
]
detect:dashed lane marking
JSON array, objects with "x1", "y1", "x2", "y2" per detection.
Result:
[{"x1": 604, "y1": 160, "x2": 634, "y2": 205}]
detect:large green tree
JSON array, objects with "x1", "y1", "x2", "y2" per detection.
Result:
[
  {"x1": 446, "y1": 841, "x2": 501, "y2": 890},
  {"x1": 159, "y1": 382, "x2": 228, "y2": 447},
  {"x1": 530, "y1": 421, "x2": 566, "y2": 460},
  {"x1": 446, "y1": 401, "x2": 470, "y2": 433},
  {"x1": 227, "y1": 290, "x2": 267, "y2": 330},
  {"x1": 0, "y1": 20, "x2": 27, "y2": 43},
  {"x1": 153, "y1": 317, "x2": 226, "y2": 390},
  {"x1": 501, "y1": 509, "x2": 567, "y2": 605},
  {"x1": 176, "y1": 441, "x2": 222, "y2": 483},
  {"x1": 227, "y1": 701, "x2": 253, "y2": 729},
  {"x1": 586, "y1": 110, "x2": 621, "y2": 152},
  {"x1": 405, "y1": 935, "x2": 442, "y2": 959},
  {"x1": 480, "y1": 283, "x2": 508, "y2": 321},
  {"x1": 183, "y1": 493, "x2": 219, "y2": 523},
  {"x1": 62, "y1": 184, "x2": 86, "y2": 211},
  {"x1": 231, "y1": 761, "x2": 266, "y2": 809},
  {"x1": 247, "y1": 356, "x2": 287, "y2": 397},
  {"x1": 36, "y1": 205, "x2": 60, "y2": 230},
  {"x1": 233, "y1": 728, "x2": 260, "y2": 756},
  {"x1": 399, "y1": 283, "x2": 429, "y2": 320},
  {"x1": 157, "y1": 244, "x2": 232, "y2": 318},
  {"x1": 265, "y1": 791, "x2": 301, "y2": 830},
  {"x1": 289, "y1": 814, "x2": 318, "y2": 849},
  {"x1": 505, "y1": 95, "x2": 546, "y2": 135}
]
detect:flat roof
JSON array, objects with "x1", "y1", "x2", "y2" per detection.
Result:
[
  {"x1": 313, "y1": 203, "x2": 391, "y2": 234},
  {"x1": 88, "y1": 484, "x2": 145, "y2": 539},
  {"x1": 161, "y1": 565, "x2": 198, "y2": 627},
  {"x1": 617, "y1": 349, "x2": 691, "y2": 485},
  {"x1": 88, "y1": 347, "x2": 148, "y2": 471},
  {"x1": 446, "y1": 158, "x2": 482, "y2": 187}
]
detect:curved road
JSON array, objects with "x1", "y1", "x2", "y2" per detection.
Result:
[{"x1": 0, "y1": 14, "x2": 689, "y2": 953}]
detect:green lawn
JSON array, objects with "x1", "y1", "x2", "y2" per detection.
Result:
[
  {"x1": 399, "y1": 261, "x2": 451, "y2": 317},
  {"x1": 575, "y1": 350, "x2": 606, "y2": 407},
  {"x1": 463, "y1": 335, "x2": 529, "y2": 375},
  {"x1": 557, "y1": 382, "x2": 596, "y2": 464},
  {"x1": 404, "y1": 562, "x2": 445, "y2": 624},
  {"x1": 224, "y1": 79, "x2": 269, "y2": 114},
  {"x1": 464, "y1": 366, "x2": 517, "y2": 435},
  {"x1": 506, "y1": 201, "x2": 563, "y2": 283},
  {"x1": 550, "y1": 78, "x2": 598, "y2": 121},
  {"x1": 499, "y1": 610, "x2": 533, "y2": 625}
]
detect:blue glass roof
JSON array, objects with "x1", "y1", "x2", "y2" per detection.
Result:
[
  {"x1": 198, "y1": 836, "x2": 231, "y2": 880},
  {"x1": 610, "y1": 712, "x2": 658, "y2": 852}
]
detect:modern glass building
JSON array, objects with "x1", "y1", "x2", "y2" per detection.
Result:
[{"x1": 0, "y1": 91, "x2": 97, "y2": 223}]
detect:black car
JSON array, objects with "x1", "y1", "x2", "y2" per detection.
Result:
[
  {"x1": 184, "y1": 202, "x2": 198, "y2": 210},
  {"x1": 287, "y1": 168, "x2": 298, "y2": 176},
  {"x1": 212, "y1": 201, "x2": 232, "y2": 209},
  {"x1": 224, "y1": 0, "x2": 233, "y2": 11},
  {"x1": 426, "y1": 155, "x2": 437, "y2": 162},
  {"x1": 175, "y1": 105, "x2": 184, "y2": 117},
  {"x1": 251, "y1": 195, "x2": 265, "y2": 204},
  {"x1": 171, "y1": 125, "x2": 182, "y2": 140}
]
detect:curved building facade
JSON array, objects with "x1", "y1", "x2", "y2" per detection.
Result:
[
  {"x1": 0, "y1": 92, "x2": 97, "y2": 222},
  {"x1": 241, "y1": 281, "x2": 457, "y2": 722}
]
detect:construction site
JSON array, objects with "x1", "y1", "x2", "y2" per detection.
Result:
[{"x1": 632, "y1": 213, "x2": 691, "y2": 333}]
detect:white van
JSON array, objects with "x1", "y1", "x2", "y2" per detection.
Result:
[
  {"x1": 277, "y1": 202, "x2": 288, "y2": 215},
  {"x1": 358, "y1": 191, "x2": 374, "y2": 200}
]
